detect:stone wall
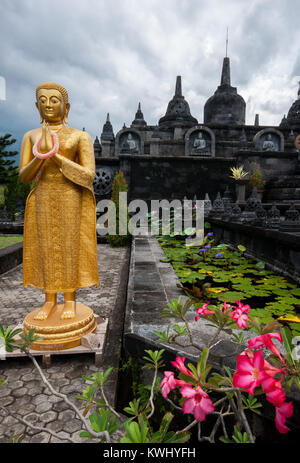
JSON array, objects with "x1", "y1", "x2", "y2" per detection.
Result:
[
  {"x1": 118, "y1": 155, "x2": 236, "y2": 202},
  {"x1": 0, "y1": 242, "x2": 23, "y2": 274}
]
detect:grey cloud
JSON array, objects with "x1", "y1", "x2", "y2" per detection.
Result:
[{"x1": 0, "y1": 0, "x2": 299, "y2": 155}]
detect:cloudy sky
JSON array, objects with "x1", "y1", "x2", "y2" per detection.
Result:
[{"x1": 0, "y1": 0, "x2": 299, "y2": 159}]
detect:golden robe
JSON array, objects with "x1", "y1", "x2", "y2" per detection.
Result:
[{"x1": 20, "y1": 127, "x2": 99, "y2": 292}]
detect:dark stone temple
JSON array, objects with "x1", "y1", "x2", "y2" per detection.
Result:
[{"x1": 92, "y1": 55, "x2": 300, "y2": 207}]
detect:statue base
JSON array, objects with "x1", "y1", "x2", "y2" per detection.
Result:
[{"x1": 23, "y1": 304, "x2": 97, "y2": 351}]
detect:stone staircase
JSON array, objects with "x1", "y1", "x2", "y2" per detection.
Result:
[{"x1": 264, "y1": 158, "x2": 300, "y2": 201}]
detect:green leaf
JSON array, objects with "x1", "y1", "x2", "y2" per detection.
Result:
[
  {"x1": 158, "y1": 412, "x2": 173, "y2": 439},
  {"x1": 199, "y1": 348, "x2": 209, "y2": 375},
  {"x1": 79, "y1": 431, "x2": 94, "y2": 438},
  {"x1": 280, "y1": 327, "x2": 295, "y2": 366},
  {"x1": 237, "y1": 245, "x2": 246, "y2": 253},
  {"x1": 162, "y1": 431, "x2": 191, "y2": 443}
]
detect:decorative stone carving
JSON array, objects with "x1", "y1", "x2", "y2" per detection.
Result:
[
  {"x1": 116, "y1": 129, "x2": 144, "y2": 155},
  {"x1": 185, "y1": 126, "x2": 215, "y2": 156},
  {"x1": 131, "y1": 102, "x2": 147, "y2": 127},
  {"x1": 204, "y1": 57, "x2": 246, "y2": 125},
  {"x1": 286, "y1": 82, "x2": 300, "y2": 130},
  {"x1": 204, "y1": 193, "x2": 212, "y2": 216},
  {"x1": 93, "y1": 167, "x2": 114, "y2": 196},
  {"x1": 230, "y1": 202, "x2": 242, "y2": 221},
  {"x1": 266, "y1": 203, "x2": 281, "y2": 229},
  {"x1": 93, "y1": 136, "x2": 102, "y2": 158},
  {"x1": 253, "y1": 128, "x2": 284, "y2": 152},
  {"x1": 221, "y1": 202, "x2": 233, "y2": 221},
  {"x1": 159, "y1": 76, "x2": 198, "y2": 128},
  {"x1": 279, "y1": 202, "x2": 300, "y2": 232},
  {"x1": 255, "y1": 203, "x2": 267, "y2": 227},
  {"x1": 245, "y1": 187, "x2": 261, "y2": 211},
  {"x1": 101, "y1": 113, "x2": 114, "y2": 142},
  {"x1": 222, "y1": 185, "x2": 232, "y2": 205},
  {"x1": 240, "y1": 208, "x2": 257, "y2": 223},
  {"x1": 211, "y1": 192, "x2": 225, "y2": 215}
]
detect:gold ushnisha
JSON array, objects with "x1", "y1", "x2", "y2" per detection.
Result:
[{"x1": 19, "y1": 81, "x2": 99, "y2": 350}]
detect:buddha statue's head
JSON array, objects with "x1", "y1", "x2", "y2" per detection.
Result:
[{"x1": 35, "y1": 81, "x2": 70, "y2": 125}]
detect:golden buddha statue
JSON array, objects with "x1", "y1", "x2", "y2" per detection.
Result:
[{"x1": 19, "y1": 82, "x2": 100, "y2": 350}]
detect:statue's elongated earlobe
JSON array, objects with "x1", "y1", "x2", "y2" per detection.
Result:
[
  {"x1": 40, "y1": 116, "x2": 44, "y2": 124},
  {"x1": 63, "y1": 114, "x2": 68, "y2": 124}
]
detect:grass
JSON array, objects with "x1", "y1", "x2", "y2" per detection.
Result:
[{"x1": 0, "y1": 235, "x2": 23, "y2": 249}]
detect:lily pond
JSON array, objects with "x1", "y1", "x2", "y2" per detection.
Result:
[{"x1": 157, "y1": 233, "x2": 300, "y2": 337}]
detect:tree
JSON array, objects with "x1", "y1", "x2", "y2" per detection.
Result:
[{"x1": 0, "y1": 133, "x2": 18, "y2": 184}]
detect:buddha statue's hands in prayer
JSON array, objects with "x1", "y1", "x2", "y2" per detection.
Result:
[{"x1": 39, "y1": 122, "x2": 54, "y2": 154}]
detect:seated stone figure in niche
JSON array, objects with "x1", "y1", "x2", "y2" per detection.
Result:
[
  {"x1": 121, "y1": 133, "x2": 138, "y2": 153},
  {"x1": 19, "y1": 82, "x2": 99, "y2": 322},
  {"x1": 191, "y1": 131, "x2": 210, "y2": 155},
  {"x1": 262, "y1": 133, "x2": 276, "y2": 151}
]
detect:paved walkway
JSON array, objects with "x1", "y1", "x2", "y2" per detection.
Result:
[{"x1": 0, "y1": 243, "x2": 129, "y2": 443}]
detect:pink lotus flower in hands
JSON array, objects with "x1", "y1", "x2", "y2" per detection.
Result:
[
  {"x1": 228, "y1": 308, "x2": 250, "y2": 329},
  {"x1": 275, "y1": 401, "x2": 293, "y2": 434},
  {"x1": 195, "y1": 303, "x2": 215, "y2": 321},
  {"x1": 180, "y1": 385, "x2": 214, "y2": 421},
  {"x1": 233, "y1": 350, "x2": 269, "y2": 394},
  {"x1": 171, "y1": 356, "x2": 196, "y2": 379},
  {"x1": 248, "y1": 333, "x2": 284, "y2": 362}
]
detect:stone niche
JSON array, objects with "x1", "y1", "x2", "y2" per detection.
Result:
[
  {"x1": 253, "y1": 128, "x2": 284, "y2": 152},
  {"x1": 116, "y1": 129, "x2": 144, "y2": 155},
  {"x1": 185, "y1": 126, "x2": 215, "y2": 157}
]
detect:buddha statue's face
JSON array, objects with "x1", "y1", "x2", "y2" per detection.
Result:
[{"x1": 36, "y1": 88, "x2": 69, "y2": 124}]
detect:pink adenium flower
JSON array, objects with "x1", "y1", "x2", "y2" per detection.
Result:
[
  {"x1": 180, "y1": 385, "x2": 214, "y2": 421},
  {"x1": 160, "y1": 371, "x2": 178, "y2": 399},
  {"x1": 232, "y1": 350, "x2": 269, "y2": 394},
  {"x1": 266, "y1": 384, "x2": 286, "y2": 407},
  {"x1": 171, "y1": 356, "x2": 196, "y2": 379},
  {"x1": 248, "y1": 333, "x2": 284, "y2": 362},
  {"x1": 228, "y1": 308, "x2": 250, "y2": 329},
  {"x1": 195, "y1": 303, "x2": 215, "y2": 321},
  {"x1": 235, "y1": 300, "x2": 251, "y2": 313},
  {"x1": 275, "y1": 401, "x2": 293, "y2": 434},
  {"x1": 222, "y1": 301, "x2": 231, "y2": 313}
]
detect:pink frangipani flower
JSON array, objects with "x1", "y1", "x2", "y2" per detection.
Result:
[{"x1": 180, "y1": 385, "x2": 214, "y2": 421}]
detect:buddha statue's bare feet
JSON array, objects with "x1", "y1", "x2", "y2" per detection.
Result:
[
  {"x1": 34, "y1": 301, "x2": 56, "y2": 320},
  {"x1": 61, "y1": 301, "x2": 76, "y2": 320}
]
